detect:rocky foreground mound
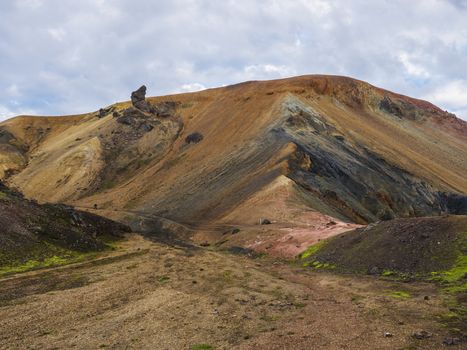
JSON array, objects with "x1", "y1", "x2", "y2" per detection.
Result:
[
  {"x1": 0, "y1": 182, "x2": 129, "y2": 274},
  {"x1": 300, "y1": 215, "x2": 467, "y2": 278}
]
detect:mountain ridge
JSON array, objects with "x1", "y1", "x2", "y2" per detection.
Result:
[{"x1": 1, "y1": 75, "x2": 466, "y2": 239}]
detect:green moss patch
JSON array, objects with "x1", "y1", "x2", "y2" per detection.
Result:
[
  {"x1": 0, "y1": 248, "x2": 98, "y2": 278},
  {"x1": 431, "y1": 254, "x2": 467, "y2": 284},
  {"x1": 299, "y1": 240, "x2": 326, "y2": 260},
  {"x1": 386, "y1": 290, "x2": 411, "y2": 299}
]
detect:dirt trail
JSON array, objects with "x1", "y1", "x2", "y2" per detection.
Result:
[{"x1": 0, "y1": 234, "x2": 460, "y2": 350}]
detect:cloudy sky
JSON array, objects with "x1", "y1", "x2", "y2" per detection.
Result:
[{"x1": 1, "y1": 0, "x2": 467, "y2": 121}]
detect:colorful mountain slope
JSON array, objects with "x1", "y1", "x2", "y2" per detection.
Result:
[{"x1": 0, "y1": 75, "x2": 466, "y2": 230}]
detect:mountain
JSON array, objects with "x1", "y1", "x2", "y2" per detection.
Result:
[
  {"x1": 0, "y1": 75, "x2": 466, "y2": 244},
  {"x1": 1, "y1": 75, "x2": 467, "y2": 348}
]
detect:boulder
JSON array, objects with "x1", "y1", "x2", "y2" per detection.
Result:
[
  {"x1": 185, "y1": 132, "x2": 204, "y2": 144},
  {"x1": 412, "y1": 330, "x2": 432, "y2": 340},
  {"x1": 98, "y1": 107, "x2": 114, "y2": 118},
  {"x1": 152, "y1": 101, "x2": 178, "y2": 117},
  {"x1": 131, "y1": 85, "x2": 146, "y2": 104},
  {"x1": 131, "y1": 85, "x2": 150, "y2": 112},
  {"x1": 116, "y1": 108, "x2": 145, "y2": 125}
]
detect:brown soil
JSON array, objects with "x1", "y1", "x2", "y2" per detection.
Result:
[{"x1": 0, "y1": 234, "x2": 461, "y2": 350}]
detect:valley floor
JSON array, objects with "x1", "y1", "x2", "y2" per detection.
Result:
[{"x1": 0, "y1": 234, "x2": 461, "y2": 350}]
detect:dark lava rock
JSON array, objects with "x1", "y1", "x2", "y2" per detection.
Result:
[
  {"x1": 131, "y1": 85, "x2": 150, "y2": 112},
  {"x1": 379, "y1": 96, "x2": 404, "y2": 118},
  {"x1": 438, "y1": 192, "x2": 467, "y2": 215},
  {"x1": 260, "y1": 218, "x2": 272, "y2": 225},
  {"x1": 116, "y1": 115, "x2": 133, "y2": 125},
  {"x1": 140, "y1": 123, "x2": 154, "y2": 132},
  {"x1": 412, "y1": 330, "x2": 432, "y2": 339},
  {"x1": 185, "y1": 132, "x2": 203, "y2": 144},
  {"x1": 98, "y1": 107, "x2": 114, "y2": 118},
  {"x1": 443, "y1": 337, "x2": 460, "y2": 346},
  {"x1": 116, "y1": 107, "x2": 146, "y2": 125},
  {"x1": 131, "y1": 85, "x2": 146, "y2": 104},
  {"x1": 152, "y1": 101, "x2": 178, "y2": 117}
]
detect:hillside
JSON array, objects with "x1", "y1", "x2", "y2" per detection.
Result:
[
  {"x1": 1, "y1": 75, "x2": 467, "y2": 349},
  {"x1": 0, "y1": 181, "x2": 129, "y2": 276},
  {"x1": 0, "y1": 75, "x2": 466, "y2": 244}
]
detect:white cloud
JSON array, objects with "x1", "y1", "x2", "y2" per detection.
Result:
[
  {"x1": 0, "y1": 0, "x2": 466, "y2": 120},
  {"x1": 0, "y1": 104, "x2": 36, "y2": 122},
  {"x1": 6, "y1": 84, "x2": 21, "y2": 97},
  {"x1": 424, "y1": 80, "x2": 467, "y2": 119},
  {"x1": 0, "y1": 105, "x2": 15, "y2": 121},
  {"x1": 47, "y1": 27, "x2": 67, "y2": 42},
  {"x1": 397, "y1": 52, "x2": 430, "y2": 78},
  {"x1": 298, "y1": 0, "x2": 333, "y2": 16},
  {"x1": 244, "y1": 64, "x2": 297, "y2": 79},
  {"x1": 177, "y1": 83, "x2": 206, "y2": 93}
]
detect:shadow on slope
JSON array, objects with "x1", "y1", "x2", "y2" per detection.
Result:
[{"x1": 0, "y1": 182, "x2": 129, "y2": 276}]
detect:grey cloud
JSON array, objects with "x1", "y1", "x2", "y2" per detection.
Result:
[{"x1": 0, "y1": 0, "x2": 466, "y2": 121}]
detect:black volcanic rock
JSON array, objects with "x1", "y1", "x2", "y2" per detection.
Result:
[
  {"x1": 0, "y1": 182, "x2": 129, "y2": 270},
  {"x1": 131, "y1": 85, "x2": 150, "y2": 112},
  {"x1": 185, "y1": 132, "x2": 203, "y2": 144},
  {"x1": 131, "y1": 85, "x2": 146, "y2": 104}
]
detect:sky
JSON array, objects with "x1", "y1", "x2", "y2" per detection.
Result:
[{"x1": 1, "y1": 0, "x2": 467, "y2": 121}]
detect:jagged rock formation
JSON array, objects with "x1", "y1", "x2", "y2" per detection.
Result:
[{"x1": 131, "y1": 85, "x2": 150, "y2": 112}]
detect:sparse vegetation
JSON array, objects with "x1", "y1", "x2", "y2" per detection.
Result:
[
  {"x1": 191, "y1": 344, "x2": 213, "y2": 350},
  {"x1": 298, "y1": 240, "x2": 326, "y2": 259},
  {"x1": 157, "y1": 276, "x2": 170, "y2": 283},
  {"x1": 386, "y1": 290, "x2": 411, "y2": 299}
]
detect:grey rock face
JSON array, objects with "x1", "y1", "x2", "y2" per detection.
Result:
[{"x1": 131, "y1": 85, "x2": 150, "y2": 112}]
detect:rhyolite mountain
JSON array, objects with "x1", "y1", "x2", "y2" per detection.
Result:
[{"x1": 0, "y1": 75, "x2": 466, "y2": 233}]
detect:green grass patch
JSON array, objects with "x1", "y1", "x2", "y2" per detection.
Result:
[
  {"x1": 0, "y1": 236, "x2": 121, "y2": 278},
  {"x1": 386, "y1": 290, "x2": 411, "y2": 299},
  {"x1": 298, "y1": 240, "x2": 326, "y2": 260},
  {"x1": 157, "y1": 276, "x2": 170, "y2": 284},
  {"x1": 223, "y1": 270, "x2": 232, "y2": 280},
  {"x1": 0, "y1": 252, "x2": 94, "y2": 277},
  {"x1": 432, "y1": 254, "x2": 467, "y2": 284},
  {"x1": 382, "y1": 270, "x2": 395, "y2": 276}
]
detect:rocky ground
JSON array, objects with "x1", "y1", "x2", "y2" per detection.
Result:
[{"x1": 0, "y1": 234, "x2": 463, "y2": 350}]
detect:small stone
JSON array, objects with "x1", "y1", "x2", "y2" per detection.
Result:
[
  {"x1": 185, "y1": 132, "x2": 203, "y2": 144},
  {"x1": 443, "y1": 337, "x2": 460, "y2": 345},
  {"x1": 260, "y1": 218, "x2": 272, "y2": 225},
  {"x1": 140, "y1": 123, "x2": 154, "y2": 132},
  {"x1": 412, "y1": 330, "x2": 432, "y2": 339}
]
